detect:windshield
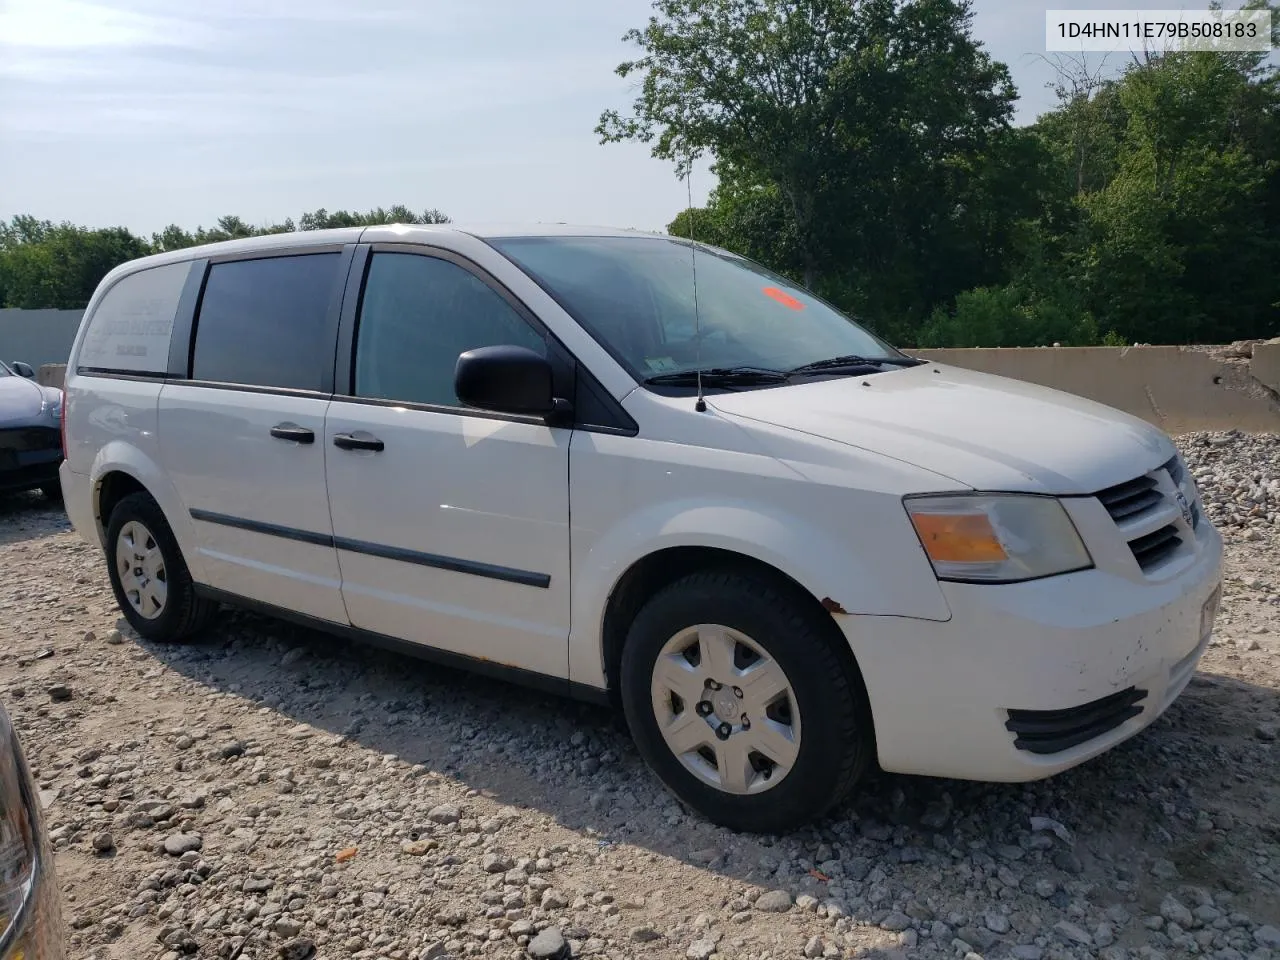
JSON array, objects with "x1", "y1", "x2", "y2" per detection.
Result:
[
  {"x1": 0, "y1": 362, "x2": 10, "y2": 378},
  {"x1": 488, "y1": 236, "x2": 903, "y2": 384}
]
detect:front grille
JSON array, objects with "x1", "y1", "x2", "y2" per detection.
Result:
[
  {"x1": 1006, "y1": 687, "x2": 1148, "y2": 754},
  {"x1": 1097, "y1": 474, "x2": 1163, "y2": 522},
  {"x1": 1095, "y1": 456, "x2": 1202, "y2": 573},
  {"x1": 0, "y1": 460, "x2": 61, "y2": 489},
  {"x1": 1129, "y1": 524, "x2": 1182, "y2": 570},
  {"x1": 0, "y1": 427, "x2": 60, "y2": 454}
]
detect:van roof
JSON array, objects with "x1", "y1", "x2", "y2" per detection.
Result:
[{"x1": 115, "y1": 223, "x2": 672, "y2": 274}]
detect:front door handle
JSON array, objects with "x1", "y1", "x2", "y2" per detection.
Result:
[
  {"x1": 269, "y1": 422, "x2": 315, "y2": 444},
  {"x1": 333, "y1": 431, "x2": 385, "y2": 452}
]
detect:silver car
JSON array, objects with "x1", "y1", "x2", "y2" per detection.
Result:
[
  {"x1": 0, "y1": 701, "x2": 65, "y2": 958},
  {"x1": 0, "y1": 361, "x2": 63, "y2": 501}
]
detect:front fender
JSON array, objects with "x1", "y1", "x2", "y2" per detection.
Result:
[{"x1": 567, "y1": 433, "x2": 953, "y2": 689}]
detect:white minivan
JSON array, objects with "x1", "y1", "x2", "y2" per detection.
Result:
[{"x1": 60, "y1": 225, "x2": 1222, "y2": 832}]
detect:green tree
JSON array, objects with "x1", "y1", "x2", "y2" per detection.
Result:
[
  {"x1": 299, "y1": 206, "x2": 450, "y2": 230},
  {"x1": 1030, "y1": 41, "x2": 1280, "y2": 344},
  {"x1": 602, "y1": 0, "x2": 1033, "y2": 342},
  {"x1": 0, "y1": 218, "x2": 150, "y2": 309},
  {"x1": 3, "y1": 204, "x2": 453, "y2": 309},
  {"x1": 918, "y1": 280, "x2": 1100, "y2": 348}
]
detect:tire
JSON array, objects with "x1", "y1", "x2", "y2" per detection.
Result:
[
  {"x1": 104, "y1": 491, "x2": 217, "y2": 643},
  {"x1": 40, "y1": 481, "x2": 63, "y2": 503},
  {"x1": 620, "y1": 569, "x2": 873, "y2": 833}
]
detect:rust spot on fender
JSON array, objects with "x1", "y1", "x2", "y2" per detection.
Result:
[{"x1": 820, "y1": 597, "x2": 848, "y2": 615}]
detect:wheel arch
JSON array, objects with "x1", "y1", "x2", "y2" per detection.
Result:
[
  {"x1": 88, "y1": 443, "x2": 204, "y2": 581},
  {"x1": 599, "y1": 546, "x2": 870, "y2": 714},
  {"x1": 96, "y1": 470, "x2": 147, "y2": 534}
]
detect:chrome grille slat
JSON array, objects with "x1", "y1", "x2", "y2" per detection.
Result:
[
  {"x1": 1128, "y1": 524, "x2": 1181, "y2": 570},
  {"x1": 1113, "y1": 500, "x2": 1180, "y2": 540},
  {"x1": 1106, "y1": 488, "x2": 1163, "y2": 521},
  {"x1": 1095, "y1": 458, "x2": 1198, "y2": 574},
  {"x1": 1097, "y1": 474, "x2": 1162, "y2": 526}
]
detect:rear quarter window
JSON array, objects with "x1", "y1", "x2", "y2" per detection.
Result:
[{"x1": 77, "y1": 261, "x2": 191, "y2": 375}]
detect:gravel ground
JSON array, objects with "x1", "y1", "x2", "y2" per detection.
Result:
[{"x1": 1, "y1": 431, "x2": 1277, "y2": 960}]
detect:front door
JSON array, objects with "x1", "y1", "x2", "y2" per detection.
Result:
[{"x1": 323, "y1": 248, "x2": 572, "y2": 678}]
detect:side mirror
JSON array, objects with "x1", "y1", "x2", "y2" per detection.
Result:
[
  {"x1": 455, "y1": 345, "x2": 563, "y2": 417},
  {"x1": 10, "y1": 362, "x2": 34, "y2": 378}
]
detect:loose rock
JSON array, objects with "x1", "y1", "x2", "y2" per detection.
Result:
[
  {"x1": 754, "y1": 890, "x2": 793, "y2": 912},
  {"x1": 162, "y1": 833, "x2": 202, "y2": 856},
  {"x1": 527, "y1": 926, "x2": 568, "y2": 959}
]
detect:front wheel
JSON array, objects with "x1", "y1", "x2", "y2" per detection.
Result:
[
  {"x1": 104, "y1": 492, "x2": 217, "y2": 643},
  {"x1": 620, "y1": 569, "x2": 873, "y2": 833}
]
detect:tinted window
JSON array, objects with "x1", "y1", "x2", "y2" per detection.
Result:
[
  {"x1": 353, "y1": 253, "x2": 545, "y2": 407},
  {"x1": 490, "y1": 236, "x2": 902, "y2": 381},
  {"x1": 192, "y1": 253, "x2": 341, "y2": 390},
  {"x1": 78, "y1": 260, "x2": 190, "y2": 375}
]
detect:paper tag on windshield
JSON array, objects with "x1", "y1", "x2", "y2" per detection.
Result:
[{"x1": 645, "y1": 357, "x2": 680, "y2": 372}]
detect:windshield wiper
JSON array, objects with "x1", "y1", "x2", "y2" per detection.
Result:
[
  {"x1": 643, "y1": 365, "x2": 789, "y2": 387},
  {"x1": 787, "y1": 354, "x2": 925, "y2": 375}
]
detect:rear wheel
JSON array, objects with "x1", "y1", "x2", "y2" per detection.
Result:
[
  {"x1": 104, "y1": 492, "x2": 217, "y2": 643},
  {"x1": 620, "y1": 569, "x2": 873, "y2": 833}
]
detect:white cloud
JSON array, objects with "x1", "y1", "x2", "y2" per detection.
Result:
[{"x1": 0, "y1": 0, "x2": 215, "y2": 50}]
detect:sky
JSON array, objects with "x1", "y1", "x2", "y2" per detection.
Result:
[{"x1": 0, "y1": 0, "x2": 1265, "y2": 237}]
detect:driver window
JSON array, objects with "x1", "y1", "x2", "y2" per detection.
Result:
[{"x1": 354, "y1": 253, "x2": 546, "y2": 407}]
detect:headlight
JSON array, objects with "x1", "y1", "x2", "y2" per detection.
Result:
[
  {"x1": 905, "y1": 494, "x2": 1093, "y2": 583},
  {"x1": 0, "y1": 706, "x2": 65, "y2": 959}
]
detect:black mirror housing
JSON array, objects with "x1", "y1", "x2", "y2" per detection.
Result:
[
  {"x1": 11, "y1": 362, "x2": 34, "y2": 378},
  {"x1": 455, "y1": 345, "x2": 557, "y2": 416}
]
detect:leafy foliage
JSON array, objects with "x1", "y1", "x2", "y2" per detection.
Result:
[
  {"x1": 0, "y1": 206, "x2": 452, "y2": 309},
  {"x1": 611, "y1": 0, "x2": 1280, "y2": 346},
  {"x1": 600, "y1": 0, "x2": 1023, "y2": 300},
  {"x1": 0, "y1": 217, "x2": 151, "y2": 309}
]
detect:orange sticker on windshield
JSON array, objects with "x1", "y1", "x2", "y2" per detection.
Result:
[{"x1": 763, "y1": 286, "x2": 805, "y2": 310}]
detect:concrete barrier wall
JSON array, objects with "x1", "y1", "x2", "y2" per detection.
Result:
[
  {"x1": 914, "y1": 344, "x2": 1280, "y2": 435},
  {"x1": 0, "y1": 309, "x2": 83, "y2": 369},
  {"x1": 37, "y1": 364, "x2": 66, "y2": 389},
  {"x1": 1254, "y1": 343, "x2": 1280, "y2": 396},
  {"x1": 5, "y1": 304, "x2": 1278, "y2": 434}
]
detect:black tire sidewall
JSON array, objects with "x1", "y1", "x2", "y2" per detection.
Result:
[
  {"x1": 104, "y1": 493, "x2": 200, "y2": 643},
  {"x1": 620, "y1": 572, "x2": 869, "y2": 833}
]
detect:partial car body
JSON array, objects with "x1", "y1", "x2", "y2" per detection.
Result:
[
  {"x1": 0, "y1": 701, "x2": 66, "y2": 958},
  {"x1": 0, "y1": 362, "x2": 63, "y2": 501}
]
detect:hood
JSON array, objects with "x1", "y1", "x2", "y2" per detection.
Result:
[
  {"x1": 0, "y1": 375, "x2": 50, "y2": 426},
  {"x1": 708, "y1": 363, "x2": 1176, "y2": 495}
]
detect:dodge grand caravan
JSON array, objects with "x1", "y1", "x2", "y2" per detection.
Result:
[{"x1": 59, "y1": 225, "x2": 1222, "y2": 832}]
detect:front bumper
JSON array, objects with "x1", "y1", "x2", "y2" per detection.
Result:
[
  {"x1": 846, "y1": 515, "x2": 1223, "y2": 782},
  {"x1": 0, "y1": 427, "x2": 61, "y2": 494}
]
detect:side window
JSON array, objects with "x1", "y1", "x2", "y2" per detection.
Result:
[
  {"x1": 191, "y1": 253, "x2": 341, "y2": 390},
  {"x1": 78, "y1": 261, "x2": 190, "y2": 374},
  {"x1": 353, "y1": 252, "x2": 545, "y2": 408}
]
